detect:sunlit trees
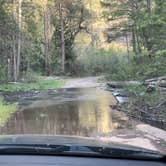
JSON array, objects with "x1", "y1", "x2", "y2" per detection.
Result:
[
  {"x1": 52, "y1": 0, "x2": 86, "y2": 72},
  {"x1": 0, "y1": 0, "x2": 88, "y2": 81},
  {"x1": 0, "y1": 0, "x2": 165, "y2": 82},
  {"x1": 0, "y1": 0, "x2": 19, "y2": 82},
  {"x1": 101, "y1": 0, "x2": 166, "y2": 56},
  {"x1": 0, "y1": 0, "x2": 9, "y2": 81}
]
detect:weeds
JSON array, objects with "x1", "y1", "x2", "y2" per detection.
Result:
[
  {"x1": 0, "y1": 79, "x2": 65, "y2": 91},
  {"x1": 121, "y1": 85, "x2": 166, "y2": 129},
  {"x1": 0, "y1": 99, "x2": 16, "y2": 125}
]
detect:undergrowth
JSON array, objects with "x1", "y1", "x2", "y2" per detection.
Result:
[
  {"x1": 74, "y1": 47, "x2": 166, "y2": 81},
  {"x1": 0, "y1": 99, "x2": 16, "y2": 125},
  {"x1": 0, "y1": 79, "x2": 65, "y2": 91}
]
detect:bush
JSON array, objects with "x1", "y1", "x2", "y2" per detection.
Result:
[
  {"x1": 21, "y1": 70, "x2": 41, "y2": 83},
  {"x1": 0, "y1": 99, "x2": 16, "y2": 125},
  {"x1": 73, "y1": 47, "x2": 127, "y2": 76},
  {"x1": 73, "y1": 44, "x2": 166, "y2": 81},
  {"x1": 0, "y1": 65, "x2": 7, "y2": 83}
]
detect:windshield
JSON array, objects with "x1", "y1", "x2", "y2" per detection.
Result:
[{"x1": 0, "y1": 0, "x2": 166, "y2": 156}]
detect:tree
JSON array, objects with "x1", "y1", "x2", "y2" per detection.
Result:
[
  {"x1": 58, "y1": 0, "x2": 65, "y2": 72},
  {"x1": 101, "y1": 0, "x2": 166, "y2": 56},
  {"x1": 53, "y1": 0, "x2": 86, "y2": 72},
  {"x1": 43, "y1": 0, "x2": 51, "y2": 75},
  {"x1": 16, "y1": 0, "x2": 22, "y2": 80},
  {"x1": 0, "y1": 0, "x2": 9, "y2": 81},
  {"x1": 0, "y1": 0, "x2": 18, "y2": 82}
]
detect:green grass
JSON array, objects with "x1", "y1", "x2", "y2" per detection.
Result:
[
  {"x1": 0, "y1": 99, "x2": 16, "y2": 125},
  {"x1": 0, "y1": 79, "x2": 66, "y2": 91}
]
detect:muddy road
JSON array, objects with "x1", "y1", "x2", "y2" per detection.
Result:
[{"x1": 0, "y1": 77, "x2": 166, "y2": 153}]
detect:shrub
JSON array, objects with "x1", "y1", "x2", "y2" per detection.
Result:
[{"x1": 0, "y1": 99, "x2": 16, "y2": 125}]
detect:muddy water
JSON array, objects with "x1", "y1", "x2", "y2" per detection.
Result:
[{"x1": 0, "y1": 88, "x2": 121, "y2": 137}]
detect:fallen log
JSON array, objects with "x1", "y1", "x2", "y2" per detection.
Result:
[{"x1": 107, "y1": 81, "x2": 142, "y2": 88}]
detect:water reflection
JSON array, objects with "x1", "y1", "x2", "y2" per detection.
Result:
[{"x1": 0, "y1": 88, "x2": 117, "y2": 137}]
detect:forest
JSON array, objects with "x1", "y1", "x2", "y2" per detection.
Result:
[{"x1": 0, "y1": 0, "x2": 165, "y2": 83}]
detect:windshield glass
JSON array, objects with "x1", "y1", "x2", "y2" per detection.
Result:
[{"x1": 0, "y1": 0, "x2": 166, "y2": 155}]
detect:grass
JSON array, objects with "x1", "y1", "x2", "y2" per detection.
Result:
[
  {"x1": 124, "y1": 85, "x2": 165, "y2": 107},
  {"x1": 0, "y1": 78, "x2": 66, "y2": 92},
  {"x1": 0, "y1": 99, "x2": 16, "y2": 125}
]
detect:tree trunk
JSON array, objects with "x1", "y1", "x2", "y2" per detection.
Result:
[
  {"x1": 132, "y1": 27, "x2": 137, "y2": 53},
  {"x1": 11, "y1": 0, "x2": 17, "y2": 82},
  {"x1": 125, "y1": 33, "x2": 130, "y2": 59},
  {"x1": 17, "y1": 0, "x2": 22, "y2": 80},
  {"x1": 147, "y1": 0, "x2": 151, "y2": 13},
  {"x1": 43, "y1": 0, "x2": 50, "y2": 76},
  {"x1": 13, "y1": 36, "x2": 17, "y2": 82},
  {"x1": 7, "y1": 58, "x2": 12, "y2": 81},
  {"x1": 146, "y1": 0, "x2": 153, "y2": 58},
  {"x1": 59, "y1": 2, "x2": 65, "y2": 72},
  {"x1": 135, "y1": 30, "x2": 142, "y2": 53}
]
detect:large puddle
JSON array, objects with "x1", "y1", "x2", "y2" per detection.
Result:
[{"x1": 0, "y1": 88, "x2": 125, "y2": 137}]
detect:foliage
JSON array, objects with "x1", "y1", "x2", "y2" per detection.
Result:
[
  {"x1": 101, "y1": 0, "x2": 166, "y2": 55},
  {"x1": 0, "y1": 99, "x2": 16, "y2": 125},
  {"x1": 21, "y1": 70, "x2": 42, "y2": 83},
  {"x1": 0, "y1": 0, "x2": 88, "y2": 81},
  {"x1": 73, "y1": 44, "x2": 166, "y2": 80},
  {"x1": 0, "y1": 0, "x2": 166, "y2": 82},
  {"x1": 51, "y1": 0, "x2": 88, "y2": 72},
  {"x1": 0, "y1": 0, "x2": 17, "y2": 82},
  {"x1": 72, "y1": 45, "x2": 127, "y2": 76},
  {"x1": 108, "y1": 55, "x2": 166, "y2": 81}
]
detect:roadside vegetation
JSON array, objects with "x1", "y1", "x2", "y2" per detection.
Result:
[
  {"x1": 106, "y1": 55, "x2": 166, "y2": 82},
  {"x1": 0, "y1": 77, "x2": 65, "y2": 92},
  {"x1": 0, "y1": 99, "x2": 16, "y2": 126},
  {"x1": 74, "y1": 48, "x2": 166, "y2": 81},
  {"x1": 124, "y1": 86, "x2": 165, "y2": 124}
]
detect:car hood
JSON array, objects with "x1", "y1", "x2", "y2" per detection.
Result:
[{"x1": 0, "y1": 135, "x2": 159, "y2": 153}]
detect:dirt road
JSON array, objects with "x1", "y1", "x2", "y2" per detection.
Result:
[{"x1": 64, "y1": 76, "x2": 102, "y2": 88}]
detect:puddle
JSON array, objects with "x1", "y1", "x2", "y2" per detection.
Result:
[{"x1": 0, "y1": 88, "x2": 127, "y2": 137}]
